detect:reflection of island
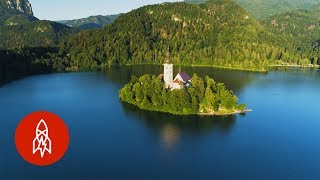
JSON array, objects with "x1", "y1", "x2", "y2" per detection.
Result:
[
  {"x1": 121, "y1": 103, "x2": 237, "y2": 144},
  {"x1": 160, "y1": 123, "x2": 180, "y2": 150}
]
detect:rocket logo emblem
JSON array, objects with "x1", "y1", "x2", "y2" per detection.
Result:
[
  {"x1": 15, "y1": 111, "x2": 69, "y2": 166},
  {"x1": 32, "y1": 119, "x2": 52, "y2": 158}
]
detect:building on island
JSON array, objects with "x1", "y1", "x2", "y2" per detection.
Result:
[
  {"x1": 163, "y1": 47, "x2": 173, "y2": 89},
  {"x1": 163, "y1": 47, "x2": 191, "y2": 90}
]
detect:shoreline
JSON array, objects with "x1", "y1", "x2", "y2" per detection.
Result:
[
  {"x1": 190, "y1": 64, "x2": 267, "y2": 72},
  {"x1": 122, "y1": 63, "x2": 319, "y2": 72},
  {"x1": 197, "y1": 109, "x2": 253, "y2": 116},
  {"x1": 269, "y1": 64, "x2": 320, "y2": 68},
  {"x1": 120, "y1": 64, "x2": 268, "y2": 73}
]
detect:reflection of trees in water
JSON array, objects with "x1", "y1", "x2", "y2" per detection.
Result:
[
  {"x1": 121, "y1": 102, "x2": 237, "y2": 134},
  {"x1": 0, "y1": 48, "x2": 58, "y2": 86},
  {"x1": 121, "y1": 102, "x2": 237, "y2": 150},
  {"x1": 102, "y1": 65, "x2": 258, "y2": 93},
  {"x1": 102, "y1": 65, "x2": 163, "y2": 86}
]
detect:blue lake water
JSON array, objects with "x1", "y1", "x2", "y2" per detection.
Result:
[{"x1": 0, "y1": 65, "x2": 320, "y2": 179}]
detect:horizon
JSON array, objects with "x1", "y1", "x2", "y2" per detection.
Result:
[{"x1": 29, "y1": 0, "x2": 183, "y2": 21}]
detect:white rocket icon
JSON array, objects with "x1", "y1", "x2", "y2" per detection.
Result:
[{"x1": 32, "y1": 119, "x2": 52, "y2": 158}]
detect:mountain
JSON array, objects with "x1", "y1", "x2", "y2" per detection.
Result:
[
  {"x1": 0, "y1": 0, "x2": 33, "y2": 15},
  {"x1": 0, "y1": 0, "x2": 36, "y2": 26},
  {"x1": 57, "y1": 0, "x2": 296, "y2": 71},
  {"x1": 185, "y1": 0, "x2": 320, "y2": 19},
  {"x1": 0, "y1": 0, "x2": 76, "y2": 49},
  {"x1": 58, "y1": 14, "x2": 120, "y2": 30}
]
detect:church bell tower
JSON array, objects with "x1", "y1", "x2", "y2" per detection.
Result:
[{"x1": 164, "y1": 46, "x2": 173, "y2": 88}]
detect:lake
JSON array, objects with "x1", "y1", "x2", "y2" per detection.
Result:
[{"x1": 0, "y1": 65, "x2": 320, "y2": 179}]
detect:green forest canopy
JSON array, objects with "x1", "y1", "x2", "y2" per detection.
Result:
[{"x1": 55, "y1": 0, "x2": 320, "y2": 72}]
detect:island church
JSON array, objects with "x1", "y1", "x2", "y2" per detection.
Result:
[{"x1": 163, "y1": 48, "x2": 191, "y2": 90}]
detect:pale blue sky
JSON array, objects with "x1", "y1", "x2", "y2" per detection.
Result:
[{"x1": 29, "y1": 0, "x2": 183, "y2": 20}]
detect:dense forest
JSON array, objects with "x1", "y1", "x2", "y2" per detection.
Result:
[
  {"x1": 0, "y1": 0, "x2": 76, "y2": 83},
  {"x1": 186, "y1": 0, "x2": 320, "y2": 20},
  {"x1": 0, "y1": 21, "x2": 77, "y2": 49},
  {"x1": 262, "y1": 9, "x2": 320, "y2": 65},
  {"x1": 56, "y1": 0, "x2": 305, "y2": 71},
  {"x1": 2, "y1": 0, "x2": 320, "y2": 84},
  {"x1": 119, "y1": 74, "x2": 246, "y2": 115},
  {"x1": 0, "y1": 47, "x2": 59, "y2": 84},
  {"x1": 0, "y1": 0, "x2": 76, "y2": 49}
]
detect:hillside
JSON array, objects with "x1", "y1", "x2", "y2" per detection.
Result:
[
  {"x1": 185, "y1": 0, "x2": 320, "y2": 19},
  {"x1": 0, "y1": 20, "x2": 77, "y2": 49},
  {"x1": 184, "y1": 0, "x2": 206, "y2": 4},
  {"x1": 1, "y1": 0, "x2": 33, "y2": 15},
  {"x1": 58, "y1": 14, "x2": 120, "y2": 30},
  {"x1": 0, "y1": 0, "x2": 36, "y2": 25},
  {"x1": 56, "y1": 0, "x2": 297, "y2": 71},
  {"x1": 0, "y1": 0, "x2": 77, "y2": 84},
  {"x1": 0, "y1": 0, "x2": 76, "y2": 49},
  {"x1": 262, "y1": 9, "x2": 320, "y2": 61}
]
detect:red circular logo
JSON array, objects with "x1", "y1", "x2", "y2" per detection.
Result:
[{"x1": 15, "y1": 111, "x2": 70, "y2": 166}]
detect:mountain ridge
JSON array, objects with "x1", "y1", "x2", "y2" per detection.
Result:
[{"x1": 57, "y1": 14, "x2": 120, "y2": 30}]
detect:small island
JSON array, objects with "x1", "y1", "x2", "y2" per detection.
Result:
[{"x1": 119, "y1": 48, "x2": 249, "y2": 116}]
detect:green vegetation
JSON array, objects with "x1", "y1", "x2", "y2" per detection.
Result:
[
  {"x1": 2, "y1": 0, "x2": 320, "y2": 84},
  {"x1": 0, "y1": 0, "x2": 76, "y2": 49},
  {"x1": 0, "y1": 21, "x2": 77, "y2": 49},
  {"x1": 262, "y1": 9, "x2": 320, "y2": 66},
  {"x1": 0, "y1": 0, "x2": 34, "y2": 25},
  {"x1": 0, "y1": 0, "x2": 78, "y2": 83},
  {"x1": 119, "y1": 74, "x2": 246, "y2": 115},
  {"x1": 185, "y1": 0, "x2": 320, "y2": 20},
  {"x1": 0, "y1": 47, "x2": 60, "y2": 84},
  {"x1": 56, "y1": 0, "x2": 302, "y2": 72},
  {"x1": 58, "y1": 14, "x2": 120, "y2": 30}
]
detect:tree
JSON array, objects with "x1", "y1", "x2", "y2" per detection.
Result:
[{"x1": 314, "y1": 57, "x2": 318, "y2": 66}]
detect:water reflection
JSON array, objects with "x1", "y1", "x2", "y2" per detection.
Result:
[
  {"x1": 122, "y1": 103, "x2": 236, "y2": 133},
  {"x1": 160, "y1": 123, "x2": 181, "y2": 151},
  {"x1": 121, "y1": 103, "x2": 237, "y2": 149}
]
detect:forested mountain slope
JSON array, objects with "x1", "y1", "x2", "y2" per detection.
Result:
[
  {"x1": 58, "y1": 0, "x2": 295, "y2": 71},
  {"x1": 185, "y1": 0, "x2": 320, "y2": 19}
]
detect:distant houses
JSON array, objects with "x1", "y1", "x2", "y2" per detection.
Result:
[{"x1": 163, "y1": 47, "x2": 191, "y2": 90}]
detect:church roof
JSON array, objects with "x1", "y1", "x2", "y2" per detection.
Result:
[{"x1": 179, "y1": 72, "x2": 191, "y2": 82}]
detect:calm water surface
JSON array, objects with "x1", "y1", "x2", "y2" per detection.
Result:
[{"x1": 0, "y1": 65, "x2": 320, "y2": 179}]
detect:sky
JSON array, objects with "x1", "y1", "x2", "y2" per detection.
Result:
[{"x1": 29, "y1": 0, "x2": 183, "y2": 21}]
